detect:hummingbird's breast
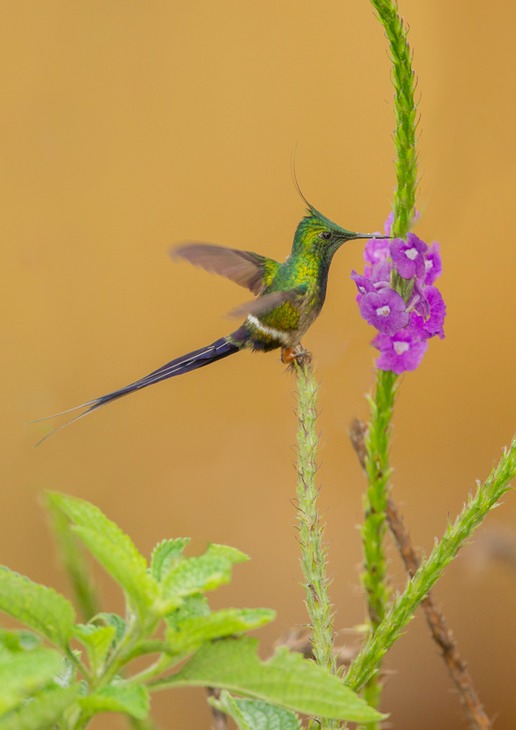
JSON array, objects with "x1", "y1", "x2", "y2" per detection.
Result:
[
  {"x1": 243, "y1": 254, "x2": 328, "y2": 351},
  {"x1": 244, "y1": 301, "x2": 302, "y2": 352},
  {"x1": 245, "y1": 284, "x2": 325, "y2": 352}
]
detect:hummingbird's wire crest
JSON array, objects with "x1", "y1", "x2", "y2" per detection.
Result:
[{"x1": 290, "y1": 154, "x2": 385, "y2": 240}]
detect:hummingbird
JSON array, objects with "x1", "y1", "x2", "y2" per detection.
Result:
[{"x1": 36, "y1": 202, "x2": 387, "y2": 443}]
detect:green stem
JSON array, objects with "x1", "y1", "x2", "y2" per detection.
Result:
[
  {"x1": 361, "y1": 370, "x2": 397, "y2": 631},
  {"x1": 65, "y1": 645, "x2": 92, "y2": 685},
  {"x1": 370, "y1": 0, "x2": 417, "y2": 240},
  {"x1": 360, "y1": 370, "x2": 397, "y2": 716},
  {"x1": 100, "y1": 611, "x2": 142, "y2": 686},
  {"x1": 123, "y1": 652, "x2": 175, "y2": 687},
  {"x1": 295, "y1": 360, "x2": 338, "y2": 730},
  {"x1": 347, "y1": 440, "x2": 516, "y2": 692},
  {"x1": 359, "y1": 1, "x2": 419, "y2": 721}
]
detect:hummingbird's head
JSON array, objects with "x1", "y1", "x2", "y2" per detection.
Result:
[{"x1": 293, "y1": 204, "x2": 388, "y2": 262}]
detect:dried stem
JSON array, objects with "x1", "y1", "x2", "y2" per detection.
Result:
[
  {"x1": 385, "y1": 498, "x2": 492, "y2": 730},
  {"x1": 349, "y1": 422, "x2": 514, "y2": 724},
  {"x1": 207, "y1": 687, "x2": 228, "y2": 730}
]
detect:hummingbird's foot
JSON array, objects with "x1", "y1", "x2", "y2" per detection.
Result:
[{"x1": 281, "y1": 344, "x2": 312, "y2": 368}]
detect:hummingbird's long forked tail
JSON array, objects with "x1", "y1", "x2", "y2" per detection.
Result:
[{"x1": 34, "y1": 332, "x2": 244, "y2": 446}]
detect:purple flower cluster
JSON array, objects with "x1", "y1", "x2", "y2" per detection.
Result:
[{"x1": 352, "y1": 217, "x2": 445, "y2": 374}]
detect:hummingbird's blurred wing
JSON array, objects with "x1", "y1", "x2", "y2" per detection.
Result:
[
  {"x1": 172, "y1": 243, "x2": 279, "y2": 295},
  {"x1": 228, "y1": 286, "x2": 307, "y2": 318}
]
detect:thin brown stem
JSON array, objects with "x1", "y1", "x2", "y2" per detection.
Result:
[
  {"x1": 385, "y1": 498, "x2": 492, "y2": 730},
  {"x1": 349, "y1": 419, "x2": 493, "y2": 730},
  {"x1": 207, "y1": 687, "x2": 228, "y2": 730}
]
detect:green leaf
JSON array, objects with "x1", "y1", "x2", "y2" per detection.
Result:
[
  {"x1": 165, "y1": 595, "x2": 209, "y2": 627},
  {"x1": 80, "y1": 684, "x2": 149, "y2": 720},
  {"x1": 47, "y1": 493, "x2": 159, "y2": 619},
  {"x1": 166, "y1": 608, "x2": 276, "y2": 657},
  {"x1": 0, "y1": 648, "x2": 62, "y2": 715},
  {"x1": 0, "y1": 566, "x2": 75, "y2": 648},
  {"x1": 204, "y1": 544, "x2": 249, "y2": 565},
  {"x1": 45, "y1": 493, "x2": 100, "y2": 621},
  {"x1": 150, "y1": 538, "x2": 190, "y2": 581},
  {"x1": 160, "y1": 555, "x2": 231, "y2": 600},
  {"x1": 0, "y1": 630, "x2": 40, "y2": 653},
  {"x1": 54, "y1": 655, "x2": 76, "y2": 690},
  {"x1": 215, "y1": 690, "x2": 302, "y2": 730},
  {"x1": 0, "y1": 685, "x2": 80, "y2": 730},
  {"x1": 96, "y1": 612, "x2": 127, "y2": 643},
  {"x1": 74, "y1": 624, "x2": 116, "y2": 676},
  {"x1": 73, "y1": 525, "x2": 160, "y2": 621},
  {"x1": 160, "y1": 543, "x2": 249, "y2": 606},
  {"x1": 154, "y1": 637, "x2": 384, "y2": 723}
]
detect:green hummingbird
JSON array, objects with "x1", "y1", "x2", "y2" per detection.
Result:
[{"x1": 37, "y1": 202, "x2": 387, "y2": 442}]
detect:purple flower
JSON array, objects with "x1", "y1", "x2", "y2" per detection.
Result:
[
  {"x1": 369, "y1": 259, "x2": 392, "y2": 287},
  {"x1": 352, "y1": 216, "x2": 445, "y2": 374},
  {"x1": 384, "y1": 212, "x2": 394, "y2": 236},
  {"x1": 391, "y1": 233, "x2": 427, "y2": 279},
  {"x1": 364, "y1": 237, "x2": 390, "y2": 267},
  {"x1": 351, "y1": 262, "x2": 392, "y2": 300},
  {"x1": 423, "y1": 242, "x2": 442, "y2": 285},
  {"x1": 373, "y1": 329, "x2": 428, "y2": 374},
  {"x1": 407, "y1": 279, "x2": 430, "y2": 318},
  {"x1": 410, "y1": 286, "x2": 446, "y2": 339},
  {"x1": 359, "y1": 288, "x2": 409, "y2": 336},
  {"x1": 351, "y1": 270, "x2": 375, "y2": 297}
]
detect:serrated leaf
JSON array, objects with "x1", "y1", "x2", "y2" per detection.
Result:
[
  {"x1": 54, "y1": 655, "x2": 76, "y2": 689},
  {"x1": 160, "y1": 555, "x2": 232, "y2": 602},
  {"x1": 72, "y1": 526, "x2": 159, "y2": 620},
  {"x1": 0, "y1": 685, "x2": 80, "y2": 730},
  {"x1": 96, "y1": 612, "x2": 126, "y2": 643},
  {"x1": 156, "y1": 637, "x2": 385, "y2": 723},
  {"x1": 165, "y1": 595, "x2": 210, "y2": 628},
  {"x1": 0, "y1": 567, "x2": 75, "y2": 648},
  {"x1": 80, "y1": 684, "x2": 149, "y2": 720},
  {"x1": 204, "y1": 544, "x2": 249, "y2": 565},
  {"x1": 216, "y1": 691, "x2": 302, "y2": 730},
  {"x1": 213, "y1": 692, "x2": 252, "y2": 730},
  {"x1": 74, "y1": 624, "x2": 116, "y2": 676},
  {"x1": 160, "y1": 544, "x2": 247, "y2": 607},
  {"x1": 47, "y1": 493, "x2": 159, "y2": 619},
  {"x1": 150, "y1": 538, "x2": 190, "y2": 581},
  {"x1": 0, "y1": 648, "x2": 62, "y2": 715},
  {"x1": 0, "y1": 630, "x2": 40, "y2": 653},
  {"x1": 45, "y1": 493, "x2": 100, "y2": 621},
  {"x1": 166, "y1": 608, "x2": 275, "y2": 657}
]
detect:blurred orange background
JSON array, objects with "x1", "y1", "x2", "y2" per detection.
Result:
[{"x1": 2, "y1": 1, "x2": 515, "y2": 728}]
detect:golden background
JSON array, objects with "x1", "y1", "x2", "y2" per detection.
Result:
[{"x1": 2, "y1": 1, "x2": 515, "y2": 728}]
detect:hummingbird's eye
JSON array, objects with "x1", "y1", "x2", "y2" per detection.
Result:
[{"x1": 320, "y1": 231, "x2": 331, "y2": 240}]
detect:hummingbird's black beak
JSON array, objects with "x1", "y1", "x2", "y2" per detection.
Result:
[{"x1": 352, "y1": 232, "x2": 390, "y2": 240}]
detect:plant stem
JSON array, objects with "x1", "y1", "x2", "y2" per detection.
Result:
[
  {"x1": 359, "y1": 1, "x2": 418, "y2": 720},
  {"x1": 350, "y1": 419, "x2": 493, "y2": 730},
  {"x1": 385, "y1": 497, "x2": 492, "y2": 730},
  {"x1": 294, "y1": 359, "x2": 337, "y2": 730},
  {"x1": 361, "y1": 370, "x2": 398, "y2": 630},
  {"x1": 346, "y1": 440, "x2": 516, "y2": 693},
  {"x1": 359, "y1": 369, "x2": 397, "y2": 718},
  {"x1": 206, "y1": 687, "x2": 229, "y2": 730},
  {"x1": 370, "y1": 0, "x2": 417, "y2": 241}
]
